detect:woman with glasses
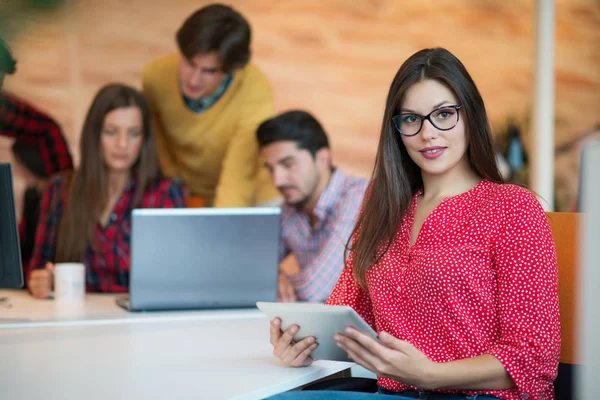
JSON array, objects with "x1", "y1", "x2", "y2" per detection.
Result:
[{"x1": 267, "y1": 48, "x2": 560, "y2": 400}]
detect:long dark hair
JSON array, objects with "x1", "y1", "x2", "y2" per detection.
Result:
[
  {"x1": 350, "y1": 48, "x2": 504, "y2": 288},
  {"x1": 55, "y1": 84, "x2": 159, "y2": 262}
]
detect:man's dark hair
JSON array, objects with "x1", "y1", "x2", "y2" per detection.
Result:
[
  {"x1": 176, "y1": 4, "x2": 251, "y2": 73},
  {"x1": 0, "y1": 38, "x2": 17, "y2": 75},
  {"x1": 257, "y1": 110, "x2": 330, "y2": 157}
]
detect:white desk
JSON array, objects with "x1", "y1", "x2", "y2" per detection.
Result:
[
  {"x1": 0, "y1": 289, "x2": 355, "y2": 399},
  {"x1": 0, "y1": 289, "x2": 262, "y2": 328},
  {"x1": 0, "y1": 316, "x2": 353, "y2": 400}
]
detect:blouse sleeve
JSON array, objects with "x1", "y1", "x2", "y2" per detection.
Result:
[
  {"x1": 27, "y1": 177, "x2": 64, "y2": 280},
  {"x1": 486, "y1": 187, "x2": 561, "y2": 397},
  {"x1": 141, "y1": 73, "x2": 180, "y2": 179},
  {"x1": 325, "y1": 250, "x2": 376, "y2": 331},
  {"x1": 213, "y1": 70, "x2": 275, "y2": 207}
]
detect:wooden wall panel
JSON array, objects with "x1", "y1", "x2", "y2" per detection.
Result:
[{"x1": 1, "y1": 0, "x2": 599, "y2": 217}]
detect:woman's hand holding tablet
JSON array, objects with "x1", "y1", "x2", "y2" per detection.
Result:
[
  {"x1": 257, "y1": 302, "x2": 378, "y2": 363},
  {"x1": 269, "y1": 317, "x2": 318, "y2": 367}
]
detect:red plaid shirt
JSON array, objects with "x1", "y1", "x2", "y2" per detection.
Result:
[
  {"x1": 1, "y1": 92, "x2": 74, "y2": 270},
  {"x1": 28, "y1": 174, "x2": 186, "y2": 293},
  {"x1": 0, "y1": 92, "x2": 73, "y2": 175}
]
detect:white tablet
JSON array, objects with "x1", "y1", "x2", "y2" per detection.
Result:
[{"x1": 256, "y1": 301, "x2": 378, "y2": 362}]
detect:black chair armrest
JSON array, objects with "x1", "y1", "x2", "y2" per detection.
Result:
[{"x1": 302, "y1": 377, "x2": 378, "y2": 392}]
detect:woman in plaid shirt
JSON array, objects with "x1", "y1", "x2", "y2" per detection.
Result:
[{"x1": 27, "y1": 84, "x2": 186, "y2": 297}]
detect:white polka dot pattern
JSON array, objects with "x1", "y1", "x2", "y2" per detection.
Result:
[{"x1": 326, "y1": 180, "x2": 560, "y2": 400}]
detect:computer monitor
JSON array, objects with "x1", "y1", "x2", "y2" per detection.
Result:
[
  {"x1": 0, "y1": 163, "x2": 24, "y2": 288},
  {"x1": 577, "y1": 141, "x2": 600, "y2": 398}
]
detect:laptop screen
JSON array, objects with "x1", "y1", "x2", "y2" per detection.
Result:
[{"x1": 129, "y1": 207, "x2": 281, "y2": 310}]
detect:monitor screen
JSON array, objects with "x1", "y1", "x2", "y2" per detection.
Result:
[{"x1": 0, "y1": 163, "x2": 24, "y2": 288}]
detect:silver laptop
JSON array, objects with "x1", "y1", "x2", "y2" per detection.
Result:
[{"x1": 117, "y1": 207, "x2": 281, "y2": 311}]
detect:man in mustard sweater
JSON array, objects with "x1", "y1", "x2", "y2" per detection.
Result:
[{"x1": 142, "y1": 4, "x2": 279, "y2": 207}]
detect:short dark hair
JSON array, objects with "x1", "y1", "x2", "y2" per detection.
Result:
[
  {"x1": 256, "y1": 110, "x2": 330, "y2": 157},
  {"x1": 0, "y1": 38, "x2": 17, "y2": 75},
  {"x1": 176, "y1": 4, "x2": 251, "y2": 73},
  {"x1": 11, "y1": 142, "x2": 47, "y2": 178}
]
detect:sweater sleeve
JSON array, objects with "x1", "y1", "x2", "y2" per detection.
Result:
[
  {"x1": 142, "y1": 66, "x2": 180, "y2": 179},
  {"x1": 213, "y1": 70, "x2": 276, "y2": 207},
  {"x1": 486, "y1": 188, "x2": 561, "y2": 397}
]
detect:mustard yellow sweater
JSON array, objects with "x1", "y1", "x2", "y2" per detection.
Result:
[{"x1": 142, "y1": 53, "x2": 278, "y2": 207}]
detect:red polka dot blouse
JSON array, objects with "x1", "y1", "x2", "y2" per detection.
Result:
[{"x1": 326, "y1": 180, "x2": 560, "y2": 400}]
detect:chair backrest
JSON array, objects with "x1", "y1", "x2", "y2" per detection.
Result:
[
  {"x1": 546, "y1": 212, "x2": 580, "y2": 365},
  {"x1": 546, "y1": 212, "x2": 580, "y2": 400},
  {"x1": 186, "y1": 196, "x2": 206, "y2": 208}
]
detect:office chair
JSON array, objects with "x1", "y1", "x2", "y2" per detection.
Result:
[{"x1": 546, "y1": 212, "x2": 580, "y2": 400}]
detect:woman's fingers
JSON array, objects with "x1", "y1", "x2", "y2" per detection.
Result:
[
  {"x1": 273, "y1": 324, "x2": 299, "y2": 357},
  {"x1": 269, "y1": 318, "x2": 283, "y2": 346},
  {"x1": 292, "y1": 342, "x2": 318, "y2": 367},
  {"x1": 281, "y1": 337, "x2": 317, "y2": 366}
]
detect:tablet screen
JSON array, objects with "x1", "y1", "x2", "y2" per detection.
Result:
[{"x1": 257, "y1": 302, "x2": 378, "y2": 362}]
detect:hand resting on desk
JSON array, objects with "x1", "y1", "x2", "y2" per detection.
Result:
[{"x1": 28, "y1": 262, "x2": 54, "y2": 299}]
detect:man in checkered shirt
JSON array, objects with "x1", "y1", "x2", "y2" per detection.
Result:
[
  {"x1": 257, "y1": 111, "x2": 368, "y2": 302},
  {"x1": 0, "y1": 38, "x2": 73, "y2": 275}
]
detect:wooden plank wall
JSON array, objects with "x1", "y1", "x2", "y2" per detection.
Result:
[{"x1": 1, "y1": 0, "x2": 599, "y2": 216}]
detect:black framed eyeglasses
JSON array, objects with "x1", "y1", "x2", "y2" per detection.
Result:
[{"x1": 392, "y1": 105, "x2": 463, "y2": 137}]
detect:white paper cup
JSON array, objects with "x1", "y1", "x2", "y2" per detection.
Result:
[{"x1": 54, "y1": 263, "x2": 85, "y2": 303}]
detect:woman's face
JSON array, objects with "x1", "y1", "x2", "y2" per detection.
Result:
[
  {"x1": 100, "y1": 106, "x2": 144, "y2": 174},
  {"x1": 398, "y1": 79, "x2": 469, "y2": 179}
]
